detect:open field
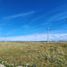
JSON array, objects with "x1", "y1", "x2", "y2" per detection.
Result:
[{"x1": 0, "y1": 42, "x2": 67, "y2": 67}]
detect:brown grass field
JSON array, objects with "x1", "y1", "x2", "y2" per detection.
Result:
[{"x1": 0, "y1": 42, "x2": 67, "y2": 67}]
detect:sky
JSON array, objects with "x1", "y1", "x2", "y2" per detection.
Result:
[{"x1": 0, "y1": 0, "x2": 67, "y2": 41}]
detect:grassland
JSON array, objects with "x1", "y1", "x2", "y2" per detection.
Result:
[{"x1": 0, "y1": 42, "x2": 67, "y2": 67}]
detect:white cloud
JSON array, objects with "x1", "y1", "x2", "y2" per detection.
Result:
[
  {"x1": 3, "y1": 11, "x2": 35, "y2": 20},
  {"x1": 0, "y1": 33, "x2": 67, "y2": 41}
]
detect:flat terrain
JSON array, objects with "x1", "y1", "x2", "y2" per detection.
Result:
[{"x1": 0, "y1": 42, "x2": 67, "y2": 67}]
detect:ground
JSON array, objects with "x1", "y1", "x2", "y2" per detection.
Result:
[{"x1": 0, "y1": 42, "x2": 67, "y2": 67}]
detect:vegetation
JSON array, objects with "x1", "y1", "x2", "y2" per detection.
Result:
[{"x1": 0, "y1": 42, "x2": 67, "y2": 67}]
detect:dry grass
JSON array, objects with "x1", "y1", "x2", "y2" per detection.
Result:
[{"x1": 0, "y1": 42, "x2": 67, "y2": 67}]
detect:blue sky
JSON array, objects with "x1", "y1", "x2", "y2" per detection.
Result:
[{"x1": 0, "y1": 0, "x2": 67, "y2": 41}]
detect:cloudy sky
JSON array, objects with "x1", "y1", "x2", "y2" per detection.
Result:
[{"x1": 0, "y1": 0, "x2": 67, "y2": 41}]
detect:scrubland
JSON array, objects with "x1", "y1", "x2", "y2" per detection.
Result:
[{"x1": 0, "y1": 42, "x2": 67, "y2": 67}]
